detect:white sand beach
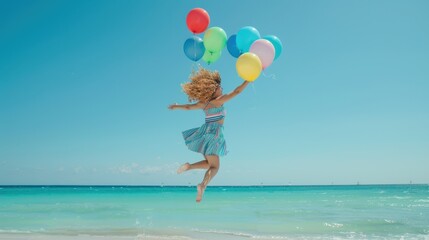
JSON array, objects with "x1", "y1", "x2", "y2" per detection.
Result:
[{"x1": 0, "y1": 234, "x2": 198, "y2": 240}]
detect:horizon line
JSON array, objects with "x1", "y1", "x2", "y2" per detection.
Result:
[{"x1": 0, "y1": 183, "x2": 427, "y2": 187}]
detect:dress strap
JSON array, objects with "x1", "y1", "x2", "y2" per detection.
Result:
[{"x1": 203, "y1": 101, "x2": 213, "y2": 110}]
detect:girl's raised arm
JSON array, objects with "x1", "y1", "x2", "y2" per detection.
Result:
[{"x1": 216, "y1": 81, "x2": 249, "y2": 105}]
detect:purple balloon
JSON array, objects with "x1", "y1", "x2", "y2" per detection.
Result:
[{"x1": 249, "y1": 39, "x2": 275, "y2": 69}]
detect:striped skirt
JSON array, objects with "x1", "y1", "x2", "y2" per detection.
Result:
[{"x1": 182, "y1": 122, "x2": 227, "y2": 156}]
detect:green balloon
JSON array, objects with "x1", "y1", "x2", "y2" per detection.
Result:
[
  {"x1": 202, "y1": 50, "x2": 221, "y2": 64},
  {"x1": 203, "y1": 27, "x2": 227, "y2": 53}
]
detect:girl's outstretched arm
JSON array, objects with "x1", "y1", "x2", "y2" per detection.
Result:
[
  {"x1": 168, "y1": 102, "x2": 204, "y2": 110},
  {"x1": 216, "y1": 81, "x2": 249, "y2": 105}
]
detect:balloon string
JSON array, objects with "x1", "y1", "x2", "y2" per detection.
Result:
[
  {"x1": 262, "y1": 71, "x2": 277, "y2": 80},
  {"x1": 190, "y1": 62, "x2": 201, "y2": 73},
  {"x1": 251, "y1": 82, "x2": 256, "y2": 94},
  {"x1": 193, "y1": 33, "x2": 197, "y2": 61}
]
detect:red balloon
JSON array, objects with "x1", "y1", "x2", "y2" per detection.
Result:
[{"x1": 186, "y1": 8, "x2": 210, "y2": 34}]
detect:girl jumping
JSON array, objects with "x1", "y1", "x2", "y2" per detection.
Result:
[{"x1": 168, "y1": 67, "x2": 249, "y2": 202}]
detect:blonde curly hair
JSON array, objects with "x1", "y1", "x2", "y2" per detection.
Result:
[{"x1": 182, "y1": 67, "x2": 221, "y2": 102}]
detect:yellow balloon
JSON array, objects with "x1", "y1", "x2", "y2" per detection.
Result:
[{"x1": 236, "y1": 53, "x2": 262, "y2": 82}]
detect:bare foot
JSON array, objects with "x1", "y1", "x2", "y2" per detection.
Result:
[
  {"x1": 177, "y1": 163, "x2": 190, "y2": 174},
  {"x1": 196, "y1": 184, "x2": 205, "y2": 203}
]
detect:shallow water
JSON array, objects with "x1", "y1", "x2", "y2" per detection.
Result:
[{"x1": 0, "y1": 185, "x2": 428, "y2": 239}]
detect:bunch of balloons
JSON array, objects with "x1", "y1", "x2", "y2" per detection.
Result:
[
  {"x1": 183, "y1": 8, "x2": 227, "y2": 65},
  {"x1": 183, "y1": 8, "x2": 283, "y2": 82},
  {"x1": 231, "y1": 26, "x2": 282, "y2": 81}
]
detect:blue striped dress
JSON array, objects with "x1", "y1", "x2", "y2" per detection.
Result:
[{"x1": 182, "y1": 103, "x2": 227, "y2": 156}]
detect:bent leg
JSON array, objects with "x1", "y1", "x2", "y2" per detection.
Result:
[
  {"x1": 177, "y1": 158, "x2": 210, "y2": 174},
  {"x1": 189, "y1": 159, "x2": 210, "y2": 170}
]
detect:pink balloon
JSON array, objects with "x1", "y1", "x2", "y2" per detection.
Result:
[{"x1": 249, "y1": 39, "x2": 275, "y2": 69}]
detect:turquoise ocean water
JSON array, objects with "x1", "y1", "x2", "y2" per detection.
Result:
[{"x1": 0, "y1": 185, "x2": 428, "y2": 239}]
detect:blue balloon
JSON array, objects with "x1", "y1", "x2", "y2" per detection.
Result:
[
  {"x1": 183, "y1": 36, "x2": 205, "y2": 61},
  {"x1": 263, "y1": 35, "x2": 283, "y2": 60},
  {"x1": 236, "y1": 26, "x2": 260, "y2": 53},
  {"x1": 227, "y1": 34, "x2": 241, "y2": 58}
]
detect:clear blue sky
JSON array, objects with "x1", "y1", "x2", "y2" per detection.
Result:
[{"x1": 1, "y1": 0, "x2": 428, "y2": 185}]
